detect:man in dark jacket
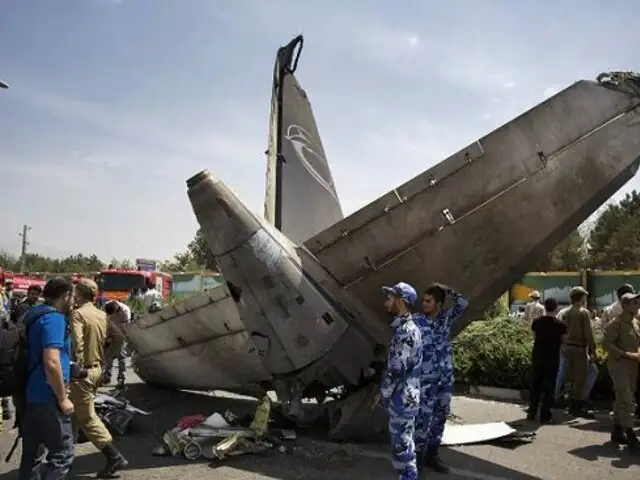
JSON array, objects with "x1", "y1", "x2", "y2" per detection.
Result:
[{"x1": 527, "y1": 297, "x2": 566, "y2": 424}]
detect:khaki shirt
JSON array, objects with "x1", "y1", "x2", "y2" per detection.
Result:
[
  {"x1": 71, "y1": 301, "x2": 108, "y2": 368},
  {"x1": 603, "y1": 311, "x2": 640, "y2": 360},
  {"x1": 524, "y1": 301, "x2": 545, "y2": 323},
  {"x1": 563, "y1": 306, "x2": 596, "y2": 354},
  {"x1": 105, "y1": 303, "x2": 131, "y2": 362}
]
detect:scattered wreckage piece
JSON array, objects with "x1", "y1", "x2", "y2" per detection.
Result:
[
  {"x1": 326, "y1": 388, "x2": 535, "y2": 447},
  {"x1": 77, "y1": 392, "x2": 150, "y2": 443},
  {"x1": 155, "y1": 394, "x2": 295, "y2": 462},
  {"x1": 326, "y1": 384, "x2": 387, "y2": 441},
  {"x1": 95, "y1": 393, "x2": 151, "y2": 436},
  {"x1": 441, "y1": 421, "x2": 535, "y2": 447}
]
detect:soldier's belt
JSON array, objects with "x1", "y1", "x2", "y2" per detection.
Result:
[{"x1": 564, "y1": 342, "x2": 586, "y2": 348}]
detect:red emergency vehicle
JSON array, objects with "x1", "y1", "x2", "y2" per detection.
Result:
[
  {"x1": 0, "y1": 267, "x2": 47, "y2": 295},
  {"x1": 97, "y1": 269, "x2": 172, "y2": 302}
]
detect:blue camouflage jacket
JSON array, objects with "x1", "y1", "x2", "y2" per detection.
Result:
[
  {"x1": 414, "y1": 290, "x2": 469, "y2": 379},
  {"x1": 380, "y1": 313, "x2": 422, "y2": 414}
]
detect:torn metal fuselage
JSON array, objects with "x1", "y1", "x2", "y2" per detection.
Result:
[{"x1": 186, "y1": 170, "x2": 385, "y2": 422}]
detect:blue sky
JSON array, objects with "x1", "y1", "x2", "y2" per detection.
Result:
[{"x1": 0, "y1": 0, "x2": 639, "y2": 262}]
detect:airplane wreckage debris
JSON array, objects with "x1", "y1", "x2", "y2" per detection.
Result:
[
  {"x1": 123, "y1": 32, "x2": 640, "y2": 441},
  {"x1": 76, "y1": 391, "x2": 150, "y2": 443},
  {"x1": 151, "y1": 394, "x2": 533, "y2": 463}
]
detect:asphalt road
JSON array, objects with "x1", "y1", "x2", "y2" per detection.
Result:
[{"x1": 0, "y1": 372, "x2": 638, "y2": 479}]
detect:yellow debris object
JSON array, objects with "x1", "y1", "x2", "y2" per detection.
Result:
[
  {"x1": 211, "y1": 394, "x2": 273, "y2": 460},
  {"x1": 249, "y1": 394, "x2": 271, "y2": 438}
]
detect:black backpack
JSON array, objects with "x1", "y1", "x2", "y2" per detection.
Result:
[
  {"x1": 0, "y1": 306, "x2": 56, "y2": 461},
  {"x1": 0, "y1": 306, "x2": 55, "y2": 397}
]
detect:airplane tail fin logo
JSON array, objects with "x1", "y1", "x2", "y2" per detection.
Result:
[{"x1": 285, "y1": 124, "x2": 339, "y2": 201}]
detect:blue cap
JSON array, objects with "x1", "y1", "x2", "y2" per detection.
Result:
[{"x1": 382, "y1": 282, "x2": 418, "y2": 306}]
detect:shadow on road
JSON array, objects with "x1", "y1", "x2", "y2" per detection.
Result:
[{"x1": 568, "y1": 442, "x2": 640, "y2": 469}]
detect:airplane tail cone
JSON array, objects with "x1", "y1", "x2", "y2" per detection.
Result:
[{"x1": 187, "y1": 170, "x2": 260, "y2": 257}]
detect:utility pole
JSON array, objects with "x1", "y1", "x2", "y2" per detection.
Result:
[{"x1": 19, "y1": 225, "x2": 31, "y2": 273}]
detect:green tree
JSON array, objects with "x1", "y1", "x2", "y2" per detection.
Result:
[
  {"x1": 163, "y1": 229, "x2": 218, "y2": 272},
  {"x1": 107, "y1": 258, "x2": 135, "y2": 270},
  {"x1": 588, "y1": 190, "x2": 640, "y2": 269},
  {"x1": 160, "y1": 251, "x2": 201, "y2": 273},
  {"x1": 535, "y1": 229, "x2": 587, "y2": 271},
  {"x1": 0, "y1": 251, "x2": 104, "y2": 273},
  {"x1": 187, "y1": 229, "x2": 218, "y2": 271}
]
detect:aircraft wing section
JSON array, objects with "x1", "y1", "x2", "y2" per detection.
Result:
[{"x1": 305, "y1": 73, "x2": 640, "y2": 336}]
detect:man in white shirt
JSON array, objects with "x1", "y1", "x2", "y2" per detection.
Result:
[
  {"x1": 524, "y1": 291, "x2": 545, "y2": 324},
  {"x1": 103, "y1": 300, "x2": 131, "y2": 389},
  {"x1": 141, "y1": 279, "x2": 162, "y2": 311},
  {"x1": 601, "y1": 284, "x2": 634, "y2": 327}
]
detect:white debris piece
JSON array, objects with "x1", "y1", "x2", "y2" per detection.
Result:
[
  {"x1": 441, "y1": 421, "x2": 516, "y2": 446},
  {"x1": 202, "y1": 413, "x2": 231, "y2": 429}
]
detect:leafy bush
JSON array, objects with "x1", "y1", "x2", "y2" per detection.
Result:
[{"x1": 453, "y1": 317, "x2": 533, "y2": 389}]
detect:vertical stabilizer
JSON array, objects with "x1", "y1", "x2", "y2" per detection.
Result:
[{"x1": 263, "y1": 35, "x2": 344, "y2": 245}]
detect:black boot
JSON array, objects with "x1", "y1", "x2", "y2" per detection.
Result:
[
  {"x1": 415, "y1": 449, "x2": 424, "y2": 478},
  {"x1": 97, "y1": 443, "x2": 128, "y2": 478},
  {"x1": 424, "y1": 445, "x2": 449, "y2": 474},
  {"x1": 569, "y1": 400, "x2": 593, "y2": 419},
  {"x1": 611, "y1": 424, "x2": 627, "y2": 445},
  {"x1": 624, "y1": 428, "x2": 639, "y2": 452},
  {"x1": 2, "y1": 399, "x2": 11, "y2": 421}
]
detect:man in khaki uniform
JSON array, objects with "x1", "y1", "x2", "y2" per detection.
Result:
[
  {"x1": 524, "y1": 291, "x2": 545, "y2": 324},
  {"x1": 70, "y1": 279, "x2": 128, "y2": 478},
  {"x1": 103, "y1": 300, "x2": 131, "y2": 389},
  {"x1": 602, "y1": 292, "x2": 640, "y2": 450},
  {"x1": 561, "y1": 286, "x2": 596, "y2": 417}
]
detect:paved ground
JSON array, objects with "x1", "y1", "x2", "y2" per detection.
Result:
[{"x1": 0, "y1": 372, "x2": 638, "y2": 479}]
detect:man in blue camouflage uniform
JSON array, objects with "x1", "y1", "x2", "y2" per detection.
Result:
[
  {"x1": 414, "y1": 283, "x2": 468, "y2": 475},
  {"x1": 373, "y1": 282, "x2": 422, "y2": 480}
]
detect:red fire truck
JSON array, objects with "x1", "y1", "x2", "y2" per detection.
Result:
[
  {"x1": 97, "y1": 268, "x2": 172, "y2": 302},
  {"x1": 0, "y1": 267, "x2": 47, "y2": 295}
]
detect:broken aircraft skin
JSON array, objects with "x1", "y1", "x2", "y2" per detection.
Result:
[{"x1": 128, "y1": 34, "x2": 640, "y2": 435}]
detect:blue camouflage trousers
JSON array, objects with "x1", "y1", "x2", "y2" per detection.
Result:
[
  {"x1": 414, "y1": 376, "x2": 453, "y2": 451},
  {"x1": 388, "y1": 408, "x2": 418, "y2": 480}
]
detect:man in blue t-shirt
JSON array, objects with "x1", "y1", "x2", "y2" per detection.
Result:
[{"x1": 18, "y1": 277, "x2": 75, "y2": 480}]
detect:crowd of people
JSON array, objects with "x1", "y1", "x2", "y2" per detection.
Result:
[
  {"x1": 378, "y1": 281, "x2": 640, "y2": 480},
  {"x1": 524, "y1": 286, "x2": 640, "y2": 414},
  {"x1": 525, "y1": 285, "x2": 640, "y2": 448},
  {"x1": 0, "y1": 275, "x2": 166, "y2": 479},
  {"x1": 3, "y1": 272, "x2": 638, "y2": 480}
]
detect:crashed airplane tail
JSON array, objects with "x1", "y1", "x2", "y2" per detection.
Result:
[
  {"x1": 305, "y1": 72, "x2": 640, "y2": 337},
  {"x1": 263, "y1": 35, "x2": 344, "y2": 245},
  {"x1": 128, "y1": 32, "x2": 640, "y2": 440}
]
